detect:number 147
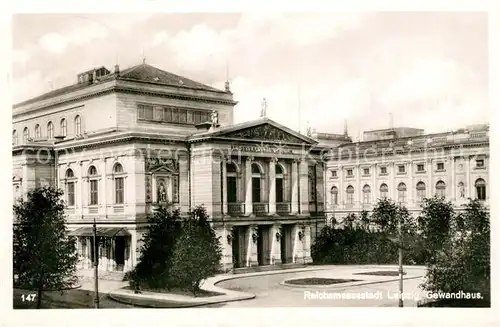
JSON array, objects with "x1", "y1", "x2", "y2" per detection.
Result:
[{"x1": 21, "y1": 294, "x2": 37, "y2": 302}]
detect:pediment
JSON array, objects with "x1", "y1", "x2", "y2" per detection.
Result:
[
  {"x1": 218, "y1": 122, "x2": 314, "y2": 144},
  {"x1": 145, "y1": 158, "x2": 179, "y2": 173}
]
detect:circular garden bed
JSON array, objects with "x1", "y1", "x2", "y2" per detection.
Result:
[{"x1": 284, "y1": 278, "x2": 360, "y2": 286}]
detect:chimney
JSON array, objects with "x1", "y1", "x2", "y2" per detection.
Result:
[
  {"x1": 344, "y1": 120, "x2": 348, "y2": 137},
  {"x1": 114, "y1": 64, "x2": 120, "y2": 76}
]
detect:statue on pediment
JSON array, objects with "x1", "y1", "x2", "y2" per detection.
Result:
[{"x1": 211, "y1": 110, "x2": 219, "y2": 126}]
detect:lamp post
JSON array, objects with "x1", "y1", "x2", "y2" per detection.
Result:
[
  {"x1": 93, "y1": 218, "x2": 100, "y2": 309},
  {"x1": 398, "y1": 216, "x2": 403, "y2": 307}
]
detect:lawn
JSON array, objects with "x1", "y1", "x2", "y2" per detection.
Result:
[
  {"x1": 354, "y1": 271, "x2": 407, "y2": 276},
  {"x1": 124, "y1": 286, "x2": 223, "y2": 298},
  {"x1": 285, "y1": 278, "x2": 360, "y2": 285}
]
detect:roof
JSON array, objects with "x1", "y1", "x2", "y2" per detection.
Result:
[{"x1": 13, "y1": 63, "x2": 226, "y2": 108}]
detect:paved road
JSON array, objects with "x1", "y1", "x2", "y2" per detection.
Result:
[{"x1": 209, "y1": 268, "x2": 427, "y2": 307}]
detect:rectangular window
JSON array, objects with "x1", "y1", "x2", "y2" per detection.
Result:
[
  {"x1": 179, "y1": 109, "x2": 187, "y2": 124},
  {"x1": 67, "y1": 182, "x2": 75, "y2": 206},
  {"x1": 227, "y1": 177, "x2": 237, "y2": 203},
  {"x1": 363, "y1": 168, "x2": 370, "y2": 175},
  {"x1": 347, "y1": 192, "x2": 354, "y2": 204},
  {"x1": 417, "y1": 164, "x2": 424, "y2": 172},
  {"x1": 398, "y1": 165, "x2": 405, "y2": 173},
  {"x1": 363, "y1": 191, "x2": 370, "y2": 204},
  {"x1": 276, "y1": 179, "x2": 284, "y2": 203},
  {"x1": 347, "y1": 169, "x2": 353, "y2": 176},
  {"x1": 153, "y1": 106, "x2": 163, "y2": 121},
  {"x1": 187, "y1": 111, "x2": 193, "y2": 124},
  {"x1": 476, "y1": 159, "x2": 484, "y2": 168},
  {"x1": 417, "y1": 189, "x2": 425, "y2": 202},
  {"x1": 380, "y1": 167, "x2": 387, "y2": 174},
  {"x1": 252, "y1": 178, "x2": 261, "y2": 203},
  {"x1": 437, "y1": 162, "x2": 444, "y2": 170},
  {"x1": 144, "y1": 105, "x2": 153, "y2": 120},
  {"x1": 331, "y1": 170, "x2": 337, "y2": 177},
  {"x1": 171, "y1": 108, "x2": 179, "y2": 123},
  {"x1": 194, "y1": 111, "x2": 202, "y2": 124},
  {"x1": 398, "y1": 190, "x2": 406, "y2": 203},
  {"x1": 90, "y1": 180, "x2": 98, "y2": 205},
  {"x1": 115, "y1": 177, "x2": 124, "y2": 204}
]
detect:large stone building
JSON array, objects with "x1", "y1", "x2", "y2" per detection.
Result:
[
  {"x1": 324, "y1": 124, "x2": 490, "y2": 222},
  {"x1": 12, "y1": 63, "x2": 333, "y2": 273}
]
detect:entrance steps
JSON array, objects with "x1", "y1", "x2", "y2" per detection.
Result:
[{"x1": 232, "y1": 263, "x2": 307, "y2": 275}]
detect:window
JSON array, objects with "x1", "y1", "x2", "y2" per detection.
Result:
[
  {"x1": 330, "y1": 186, "x2": 338, "y2": 205},
  {"x1": 35, "y1": 124, "x2": 41, "y2": 138},
  {"x1": 88, "y1": 165, "x2": 98, "y2": 206},
  {"x1": 397, "y1": 182, "x2": 407, "y2": 203},
  {"x1": 476, "y1": 159, "x2": 484, "y2": 168},
  {"x1": 380, "y1": 183, "x2": 388, "y2": 199},
  {"x1": 331, "y1": 170, "x2": 337, "y2": 177},
  {"x1": 475, "y1": 178, "x2": 486, "y2": 200},
  {"x1": 363, "y1": 168, "x2": 370, "y2": 175},
  {"x1": 346, "y1": 185, "x2": 354, "y2": 204},
  {"x1": 436, "y1": 180, "x2": 446, "y2": 198},
  {"x1": 398, "y1": 165, "x2": 406, "y2": 173},
  {"x1": 275, "y1": 164, "x2": 284, "y2": 203},
  {"x1": 75, "y1": 115, "x2": 82, "y2": 135},
  {"x1": 380, "y1": 167, "x2": 387, "y2": 174},
  {"x1": 60, "y1": 119, "x2": 67, "y2": 137},
  {"x1": 23, "y1": 127, "x2": 29, "y2": 143},
  {"x1": 347, "y1": 169, "x2": 353, "y2": 176},
  {"x1": 417, "y1": 164, "x2": 425, "y2": 172},
  {"x1": 226, "y1": 163, "x2": 238, "y2": 203},
  {"x1": 363, "y1": 185, "x2": 371, "y2": 204},
  {"x1": 436, "y1": 162, "x2": 444, "y2": 171},
  {"x1": 47, "y1": 122, "x2": 54, "y2": 139},
  {"x1": 66, "y1": 169, "x2": 75, "y2": 206},
  {"x1": 416, "y1": 182, "x2": 426, "y2": 203},
  {"x1": 113, "y1": 163, "x2": 124, "y2": 205},
  {"x1": 12, "y1": 130, "x2": 18, "y2": 145},
  {"x1": 251, "y1": 164, "x2": 262, "y2": 203}
]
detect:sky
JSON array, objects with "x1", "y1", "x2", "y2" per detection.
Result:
[{"x1": 11, "y1": 12, "x2": 489, "y2": 138}]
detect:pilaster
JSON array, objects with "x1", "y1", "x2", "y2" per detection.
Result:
[
  {"x1": 246, "y1": 225, "x2": 258, "y2": 267},
  {"x1": 298, "y1": 159, "x2": 309, "y2": 215},
  {"x1": 268, "y1": 157, "x2": 277, "y2": 215},
  {"x1": 244, "y1": 157, "x2": 254, "y2": 215},
  {"x1": 291, "y1": 159, "x2": 299, "y2": 214},
  {"x1": 270, "y1": 224, "x2": 282, "y2": 265}
]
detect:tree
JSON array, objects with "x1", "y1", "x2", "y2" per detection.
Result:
[
  {"x1": 422, "y1": 199, "x2": 490, "y2": 302},
  {"x1": 13, "y1": 186, "x2": 78, "y2": 309},
  {"x1": 170, "y1": 206, "x2": 222, "y2": 296},
  {"x1": 418, "y1": 196, "x2": 455, "y2": 264},
  {"x1": 130, "y1": 205, "x2": 181, "y2": 290}
]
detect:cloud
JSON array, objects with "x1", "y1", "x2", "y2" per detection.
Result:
[{"x1": 38, "y1": 32, "x2": 68, "y2": 54}]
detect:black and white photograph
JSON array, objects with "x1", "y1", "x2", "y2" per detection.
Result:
[{"x1": 5, "y1": 6, "x2": 497, "y2": 327}]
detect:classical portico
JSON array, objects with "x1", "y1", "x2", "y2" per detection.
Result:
[{"x1": 188, "y1": 117, "x2": 325, "y2": 271}]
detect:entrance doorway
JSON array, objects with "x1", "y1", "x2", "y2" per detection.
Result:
[
  {"x1": 257, "y1": 226, "x2": 271, "y2": 266},
  {"x1": 280, "y1": 225, "x2": 293, "y2": 264},
  {"x1": 115, "y1": 236, "x2": 125, "y2": 271},
  {"x1": 232, "y1": 226, "x2": 247, "y2": 268}
]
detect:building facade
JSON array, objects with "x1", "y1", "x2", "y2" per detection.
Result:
[
  {"x1": 324, "y1": 125, "x2": 489, "y2": 222},
  {"x1": 12, "y1": 63, "x2": 327, "y2": 273}
]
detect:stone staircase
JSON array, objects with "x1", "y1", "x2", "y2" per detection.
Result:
[{"x1": 232, "y1": 263, "x2": 307, "y2": 275}]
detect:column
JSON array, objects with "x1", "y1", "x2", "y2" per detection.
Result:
[
  {"x1": 450, "y1": 156, "x2": 456, "y2": 203},
  {"x1": 270, "y1": 224, "x2": 282, "y2": 265},
  {"x1": 222, "y1": 158, "x2": 228, "y2": 215},
  {"x1": 268, "y1": 157, "x2": 277, "y2": 215},
  {"x1": 291, "y1": 160, "x2": 299, "y2": 214},
  {"x1": 299, "y1": 159, "x2": 309, "y2": 215},
  {"x1": 356, "y1": 164, "x2": 360, "y2": 209},
  {"x1": 101, "y1": 158, "x2": 107, "y2": 215},
  {"x1": 428, "y1": 159, "x2": 433, "y2": 198},
  {"x1": 408, "y1": 160, "x2": 413, "y2": 206},
  {"x1": 339, "y1": 165, "x2": 344, "y2": 209},
  {"x1": 79, "y1": 161, "x2": 84, "y2": 217},
  {"x1": 246, "y1": 225, "x2": 258, "y2": 267},
  {"x1": 244, "y1": 157, "x2": 253, "y2": 215},
  {"x1": 465, "y1": 155, "x2": 471, "y2": 198},
  {"x1": 303, "y1": 224, "x2": 313, "y2": 264}
]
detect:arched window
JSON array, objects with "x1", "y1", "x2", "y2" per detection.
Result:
[
  {"x1": 226, "y1": 162, "x2": 238, "y2": 203},
  {"x1": 47, "y1": 122, "x2": 54, "y2": 139},
  {"x1": 35, "y1": 124, "x2": 41, "y2": 138},
  {"x1": 12, "y1": 130, "x2": 18, "y2": 145},
  {"x1": 397, "y1": 182, "x2": 407, "y2": 203},
  {"x1": 23, "y1": 127, "x2": 29, "y2": 143},
  {"x1": 363, "y1": 184, "x2": 371, "y2": 204},
  {"x1": 330, "y1": 186, "x2": 338, "y2": 205},
  {"x1": 60, "y1": 118, "x2": 67, "y2": 137},
  {"x1": 380, "y1": 183, "x2": 388, "y2": 199},
  {"x1": 475, "y1": 178, "x2": 486, "y2": 201},
  {"x1": 65, "y1": 169, "x2": 75, "y2": 206},
  {"x1": 275, "y1": 164, "x2": 284, "y2": 203},
  {"x1": 346, "y1": 185, "x2": 354, "y2": 205},
  {"x1": 436, "y1": 180, "x2": 446, "y2": 198},
  {"x1": 88, "y1": 165, "x2": 98, "y2": 205},
  {"x1": 113, "y1": 163, "x2": 124, "y2": 204},
  {"x1": 75, "y1": 115, "x2": 82, "y2": 135},
  {"x1": 416, "y1": 181, "x2": 426, "y2": 203},
  {"x1": 251, "y1": 163, "x2": 262, "y2": 203}
]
